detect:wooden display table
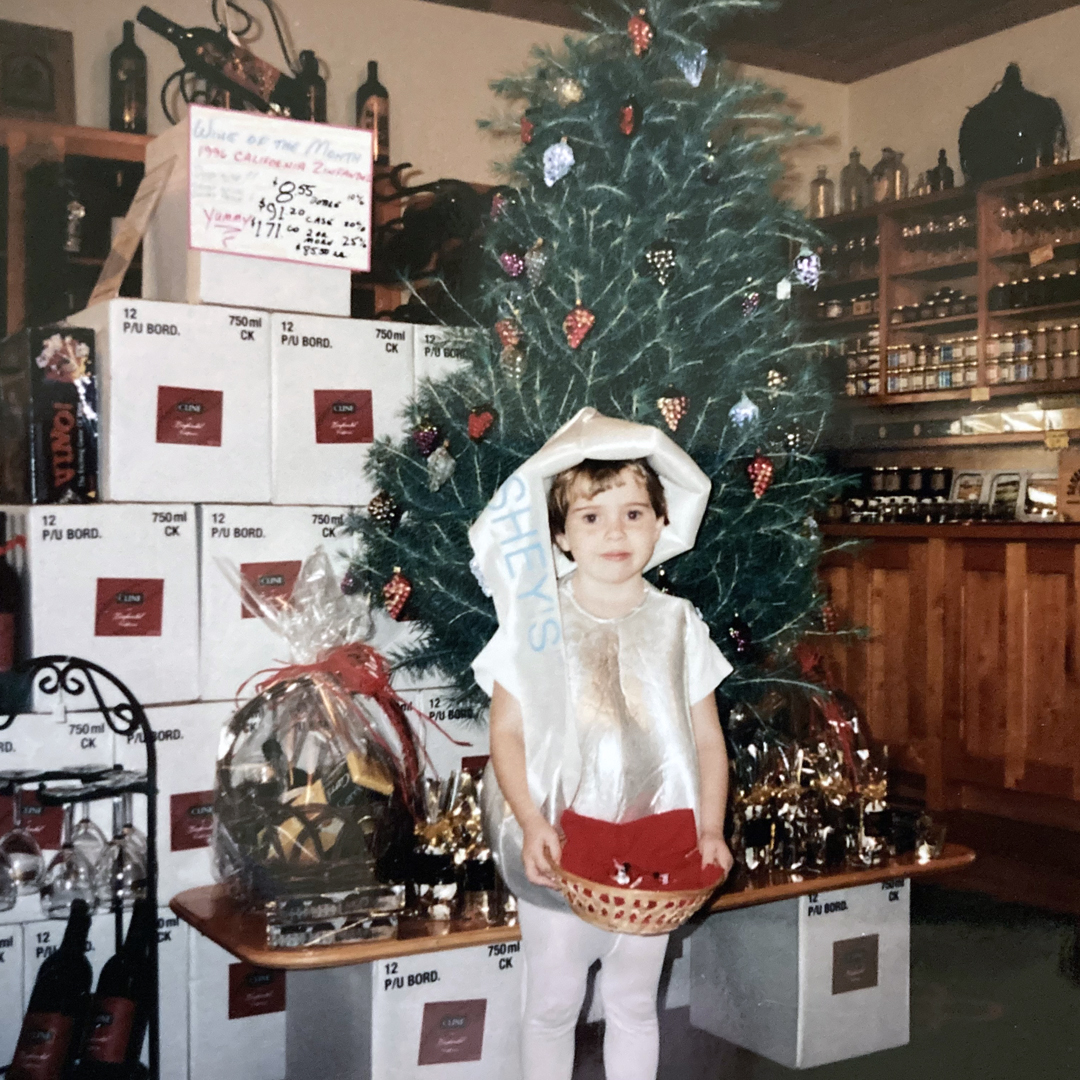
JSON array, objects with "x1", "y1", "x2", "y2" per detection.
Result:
[{"x1": 170, "y1": 843, "x2": 974, "y2": 970}]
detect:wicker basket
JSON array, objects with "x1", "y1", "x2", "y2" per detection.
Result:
[{"x1": 555, "y1": 867, "x2": 724, "y2": 936}]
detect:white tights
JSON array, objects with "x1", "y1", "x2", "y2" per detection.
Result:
[{"x1": 517, "y1": 898, "x2": 670, "y2": 1080}]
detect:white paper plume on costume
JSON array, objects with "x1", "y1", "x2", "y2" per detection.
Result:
[{"x1": 468, "y1": 408, "x2": 711, "y2": 907}]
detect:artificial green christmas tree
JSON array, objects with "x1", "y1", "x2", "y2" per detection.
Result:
[{"x1": 345, "y1": 0, "x2": 838, "y2": 704}]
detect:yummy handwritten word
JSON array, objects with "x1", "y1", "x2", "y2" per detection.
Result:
[{"x1": 488, "y1": 475, "x2": 560, "y2": 652}]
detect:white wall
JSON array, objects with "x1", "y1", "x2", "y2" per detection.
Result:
[
  {"x1": 847, "y1": 5, "x2": 1080, "y2": 186},
  {"x1": 2, "y1": 0, "x2": 845, "y2": 189}
]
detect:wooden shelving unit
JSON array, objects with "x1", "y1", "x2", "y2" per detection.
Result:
[{"x1": 814, "y1": 157, "x2": 1080, "y2": 442}]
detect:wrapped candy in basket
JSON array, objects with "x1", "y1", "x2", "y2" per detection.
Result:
[{"x1": 212, "y1": 551, "x2": 423, "y2": 947}]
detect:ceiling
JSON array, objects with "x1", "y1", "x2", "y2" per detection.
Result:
[{"x1": 420, "y1": 0, "x2": 1080, "y2": 82}]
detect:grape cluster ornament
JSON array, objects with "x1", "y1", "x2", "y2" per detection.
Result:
[
  {"x1": 656, "y1": 390, "x2": 689, "y2": 432},
  {"x1": 619, "y1": 98, "x2": 639, "y2": 136},
  {"x1": 427, "y1": 441, "x2": 456, "y2": 492},
  {"x1": 499, "y1": 250, "x2": 525, "y2": 278},
  {"x1": 748, "y1": 452, "x2": 775, "y2": 498},
  {"x1": 553, "y1": 76, "x2": 584, "y2": 107},
  {"x1": 644, "y1": 240, "x2": 677, "y2": 286},
  {"x1": 741, "y1": 291, "x2": 761, "y2": 317},
  {"x1": 494, "y1": 318, "x2": 522, "y2": 348},
  {"x1": 627, "y1": 9, "x2": 654, "y2": 55},
  {"x1": 500, "y1": 345, "x2": 528, "y2": 382},
  {"x1": 543, "y1": 138, "x2": 575, "y2": 187},
  {"x1": 383, "y1": 568, "x2": 412, "y2": 620},
  {"x1": 563, "y1": 303, "x2": 595, "y2": 349},
  {"x1": 520, "y1": 116, "x2": 534, "y2": 144},
  {"x1": 368, "y1": 490, "x2": 401, "y2": 530},
  {"x1": 524, "y1": 239, "x2": 547, "y2": 287},
  {"x1": 490, "y1": 192, "x2": 508, "y2": 219},
  {"x1": 727, "y1": 613, "x2": 753, "y2": 656},
  {"x1": 412, "y1": 418, "x2": 441, "y2": 457}
]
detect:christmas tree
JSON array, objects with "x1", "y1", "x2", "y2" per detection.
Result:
[{"x1": 346, "y1": 0, "x2": 838, "y2": 704}]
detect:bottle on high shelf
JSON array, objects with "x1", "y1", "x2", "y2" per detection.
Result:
[
  {"x1": 109, "y1": 21, "x2": 148, "y2": 134},
  {"x1": 9, "y1": 898, "x2": 93, "y2": 1080},
  {"x1": 136, "y1": 6, "x2": 303, "y2": 117},
  {"x1": 74, "y1": 898, "x2": 156, "y2": 1079},
  {"x1": 294, "y1": 49, "x2": 326, "y2": 123},
  {"x1": 355, "y1": 60, "x2": 389, "y2": 166}
]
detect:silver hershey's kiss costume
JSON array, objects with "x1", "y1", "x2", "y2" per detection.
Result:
[{"x1": 469, "y1": 408, "x2": 731, "y2": 910}]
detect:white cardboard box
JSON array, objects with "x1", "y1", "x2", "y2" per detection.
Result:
[
  {"x1": 396, "y1": 685, "x2": 488, "y2": 781},
  {"x1": 189, "y1": 932, "x2": 286, "y2": 1080},
  {"x1": 271, "y1": 316, "x2": 413, "y2": 506},
  {"x1": 413, "y1": 326, "x2": 477, "y2": 388},
  {"x1": 5, "y1": 504, "x2": 199, "y2": 708},
  {"x1": 0, "y1": 924, "x2": 24, "y2": 1067},
  {"x1": 66, "y1": 300, "x2": 271, "y2": 504},
  {"x1": 114, "y1": 702, "x2": 233, "y2": 904},
  {"x1": 689, "y1": 880, "x2": 910, "y2": 1069},
  {"x1": 197, "y1": 505, "x2": 359, "y2": 700},
  {"x1": 142, "y1": 117, "x2": 351, "y2": 317},
  {"x1": 155, "y1": 907, "x2": 191, "y2": 1080},
  {"x1": 286, "y1": 942, "x2": 521, "y2": 1080},
  {"x1": 22, "y1": 911, "x2": 118, "y2": 1002}
]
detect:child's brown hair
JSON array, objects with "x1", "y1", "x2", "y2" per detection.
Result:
[{"x1": 548, "y1": 458, "x2": 669, "y2": 549}]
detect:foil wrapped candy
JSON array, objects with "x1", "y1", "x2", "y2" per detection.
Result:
[{"x1": 212, "y1": 551, "x2": 423, "y2": 940}]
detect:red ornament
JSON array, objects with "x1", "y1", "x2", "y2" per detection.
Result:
[
  {"x1": 821, "y1": 601, "x2": 839, "y2": 633},
  {"x1": 468, "y1": 405, "x2": 497, "y2": 442},
  {"x1": 562, "y1": 304, "x2": 596, "y2": 349},
  {"x1": 494, "y1": 318, "x2": 522, "y2": 348},
  {"x1": 748, "y1": 452, "x2": 774, "y2": 499},
  {"x1": 619, "y1": 98, "x2": 639, "y2": 136},
  {"x1": 628, "y1": 9, "x2": 654, "y2": 56},
  {"x1": 499, "y1": 251, "x2": 525, "y2": 277},
  {"x1": 382, "y1": 568, "x2": 412, "y2": 620},
  {"x1": 521, "y1": 116, "x2": 534, "y2": 144},
  {"x1": 412, "y1": 418, "x2": 441, "y2": 457},
  {"x1": 656, "y1": 391, "x2": 689, "y2": 432}
]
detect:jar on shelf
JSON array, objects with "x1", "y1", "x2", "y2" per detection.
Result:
[
  {"x1": 1034, "y1": 325, "x2": 1049, "y2": 356},
  {"x1": 867, "y1": 371, "x2": 880, "y2": 395},
  {"x1": 1050, "y1": 273, "x2": 1066, "y2": 303},
  {"x1": 825, "y1": 297, "x2": 845, "y2": 318},
  {"x1": 919, "y1": 296, "x2": 936, "y2": 320},
  {"x1": 887, "y1": 346, "x2": 901, "y2": 369},
  {"x1": 889, "y1": 307, "x2": 904, "y2": 325},
  {"x1": 840, "y1": 148, "x2": 872, "y2": 211},
  {"x1": 1069, "y1": 351, "x2": 1080, "y2": 379},
  {"x1": 1050, "y1": 325, "x2": 1066, "y2": 354},
  {"x1": 868, "y1": 323, "x2": 881, "y2": 348},
  {"x1": 1001, "y1": 332, "x2": 1016, "y2": 359},
  {"x1": 898, "y1": 369, "x2": 911, "y2": 393},
  {"x1": 809, "y1": 166, "x2": 835, "y2": 219},
  {"x1": 935, "y1": 293, "x2": 952, "y2": 319},
  {"x1": 871, "y1": 292, "x2": 881, "y2": 315},
  {"x1": 886, "y1": 371, "x2": 900, "y2": 393},
  {"x1": 883, "y1": 466, "x2": 902, "y2": 493},
  {"x1": 1052, "y1": 352, "x2": 1067, "y2": 380},
  {"x1": 852, "y1": 293, "x2": 873, "y2": 316},
  {"x1": 1067, "y1": 270, "x2": 1080, "y2": 301},
  {"x1": 916, "y1": 343, "x2": 929, "y2": 368},
  {"x1": 1031, "y1": 275, "x2": 1049, "y2": 307},
  {"x1": 1012, "y1": 278, "x2": 1031, "y2": 308},
  {"x1": 1015, "y1": 355, "x2": 1032, "y2": 382},
  {"x1": 999, "y1": 355, "x2": 1015, "y2": 383},
  {"x1": 911, "y1": 367, "x2": 925, "y2": 391},
  {"x1": 1034, "y1": 353, "x2": 1049, "y2": 380},
  {"x1": 1067, "y1": 323, "x2": 1080, "y2": 352},
  {"x1": 845, "y1": 373, "x2": 858, "y2": 396},
  {"x1": 1016, "y1": 328, "x2": 1033, "y2": 357},
  {"x1": 965, "y1": 359, "x2": 979, "y2": 385},
  {"x1": 988, "y1": 282, "x2": 1010, "y2": 310},
  {"x1": 965, "y1": 335, "x2": 980, "y2": 360},
  {"x1": 937, "y1": 364, "x2": 953, "y2": 389}
]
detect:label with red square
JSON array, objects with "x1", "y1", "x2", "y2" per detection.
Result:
[
  {"x1": 228, "y1": 963, "x2": 286, "y2": 1019},
  {"x1": 156, "y1": 386, "x2": 223, "y2": 447},
  {"x1": 94, "y1": 578, "x2": 164, "y2": 637},
  {"x1": 417, "y1": 999, "x2": 487, "y2": 1065},
  {"x1": 239, "y1": 560, "x2": 302, "y2": 620},
  {"x1": 0, "y1": 790, "x2": 63, "y2": 849},
  {"x1": 313, "y1": 390, "x2": 373, "y2": 444},
  {"x1": 170, "y1": 790, "x2": 215, "y2": 851}
]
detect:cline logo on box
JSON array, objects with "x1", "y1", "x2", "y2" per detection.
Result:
[
  {"x1": 417, "y1": 999, "x2": 487, "y2": 1065},
  {"x1": 313, "y1": 389, "x2": 373, "y2": 443},
  {"x1": 95, "y1": 578, "x2": 164, "y2": 636},
  {"x1": 239, "y1": 560, "x2": 302, "y2": 619},
  {"x1": 156, "y1": 386, "x2": 224, "y2": 446}
]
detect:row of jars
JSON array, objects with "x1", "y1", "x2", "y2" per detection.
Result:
[
  {"x1": 899, "y1": 212, "x2": 975, "y2": 254},
  {"x1": 818, "y1": 231, "x2": 880, "y2": 281},
  {"x1": 889, "y1": 288, "x2": 977, "y2": 324},
  {"x1": 997, "y1": 192, "x2": 1080, "y2": 233},
  {"x1": 817, "y1": 292, "x2": 881, "y2": 321},
  {"x1": 987, "y1": 271, "x2": 1080, "y2": 311}
]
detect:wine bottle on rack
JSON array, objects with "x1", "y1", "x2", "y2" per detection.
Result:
[
  {"x1": 109, "y1": 21, "x2": 148, "y2": 134},
  {"x1": 9, "y1": 898, "x2": 93, "y2": 1080},
  {"x1": 355, "y1": 60, "x2": 389, "y2": 166},
  {"x1": 74, "y1": 898, "x2": 156, "y2": 1079},
  {"x1": 135, "y1": 6, "x2": 302, "y2": 117}
]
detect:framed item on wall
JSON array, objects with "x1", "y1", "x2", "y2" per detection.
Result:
[{"x1": 0, "y1": 19, "x2": 75, "y2": 124}]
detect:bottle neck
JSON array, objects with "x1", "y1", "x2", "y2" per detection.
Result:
[
  {"x1": 123, "y1": 20, "x2": 136, "y2": 45},
  {"x1": 60, "y1": 901, "x2": 91, "y2": 954},
  {"x1": 367, "y1": 60, "x2": 378, "y2": 82},
  {"x1": 136, "y1": 7, "x2": 183, "y2": 45}
]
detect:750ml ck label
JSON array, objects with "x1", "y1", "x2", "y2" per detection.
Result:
[
  {"x1": 156, "y1": 386, "x2": 224, "y2": 447},
  {"x1": 94, "y1": 578, "x2": 164, "y2": 637},
  {"x1": 313, "y1": 389, "x2": 373, "y2": 443}
]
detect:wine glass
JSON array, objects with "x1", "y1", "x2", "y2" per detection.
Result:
[
  {"x1": 94, "y1": 795, "x2": 147, "y2": 911},
  {"x1": 0, "y1": 783, "x2": 45, "y2": 894},
  {"x1": 0, "y1": 850, "x2": 16, "y2": 912},
  {"x1": 118, "y1": 791, "x2": 147, "y2": 858},
  {"x1": 70, "y1": 799, "x2": 109, "y2": 868},
  {"x1": 40, "y1": 803, "x2": 98, "y2": 919}
]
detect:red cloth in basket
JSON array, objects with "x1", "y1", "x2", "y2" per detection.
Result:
[{"x1": 559, "y1": 808, "x2": 724, "y2": 892}]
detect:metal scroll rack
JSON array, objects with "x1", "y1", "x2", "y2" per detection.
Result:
[{"x1": 1, "y1": 655, "x2": 159, "y2": 1080}]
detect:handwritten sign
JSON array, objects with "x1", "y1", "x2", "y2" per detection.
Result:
[{"x1": 187, "y1": 104, "x2": 372, "y2": 272}]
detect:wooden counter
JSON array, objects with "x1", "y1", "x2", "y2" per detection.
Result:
[
  {"x1": 170, "y1": 844, "x2": 974, "y2": 970},
  {"x1": 820, "y1": 522, "x2": 1080, "y2": 830}
]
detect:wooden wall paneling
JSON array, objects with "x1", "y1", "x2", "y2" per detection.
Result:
[
  {"x1": 941, "y1": 538, "x2": 967, "y2": 805},
  {"x1": 819, "y1": 562, "x2": 854, "y2": 692},
  {"x1": 1003, "y1": 543, "x2": 1029, "y2": 789},
  {"x1": 924, "y1": 538, "x2": 947, "y2": 808},
  {"x1": 1074, "y1": 546, "x2": 1080, "y2": 801}
]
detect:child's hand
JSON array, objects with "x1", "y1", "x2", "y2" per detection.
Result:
[
  {"x1": 521, "y1": 817, "x2": 563, "y2": 888},
  {"x1": 698, "y1": 832, "x2": 734, "y2": 877}
]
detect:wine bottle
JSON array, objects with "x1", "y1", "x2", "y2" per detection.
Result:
[
  {"x1": 74, "y1": 899, "x2": 155, "y2": 1078},
  {"x1": 109, "y1": 21, "x2": 147, "y2": 134},
  {"x1": 9, "y1": 898, "x2": 93, "y2": 1080},
  {"x1": 294, "y1": 50, "x2": 326, "y2": 123},
  {"x1": 355, "y1": 60, "x2": 389, "y2": 166},
  {"x1": 136, "y1": 6, "x2": 301, "y2": 117}
]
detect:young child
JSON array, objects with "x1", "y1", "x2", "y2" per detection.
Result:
[{"x1": 470, "y1": 409, "x2": 734, "y2": 1080}]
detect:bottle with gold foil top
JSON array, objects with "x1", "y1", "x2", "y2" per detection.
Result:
[{"x1": 355, "y1": 60, "x2": 389, "y2": 166}]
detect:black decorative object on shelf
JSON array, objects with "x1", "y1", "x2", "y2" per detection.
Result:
[
  {"x1": 959, "y1": 64, "x2": 1067, "y2": 184},
  {"x1": 1, "y1": 655, "x2": 160, "y2": 1080}
]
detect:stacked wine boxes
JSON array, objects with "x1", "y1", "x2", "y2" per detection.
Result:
[{"x1": 0, "y1": 162, "x2": 496, "y2": 1077}]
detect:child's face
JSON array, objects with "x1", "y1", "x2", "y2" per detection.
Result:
[{"x1": 554, "y1": 468, "x2": 664, "y2": 588}]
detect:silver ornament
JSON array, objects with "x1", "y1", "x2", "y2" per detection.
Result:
[
  {"x1": 426, "y1": 441, "x2": 456, "y2": 491},
  {"x1": 543, "y1": 139, "x2": 575, "y2": 187},
  {"x1": 674, "y1": 46, "x2": 708, "y2": 87},
  {"x1": 728, "y1": 392, "x2": 760, "y2": 427},
  {"x1": 524, "y1": 239, "x2": 547, "y2": 287}
]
